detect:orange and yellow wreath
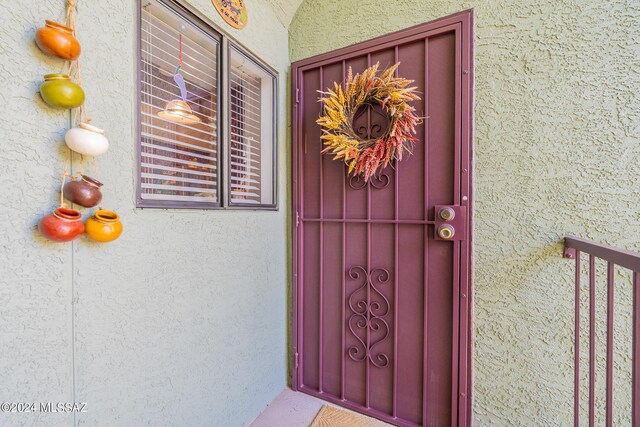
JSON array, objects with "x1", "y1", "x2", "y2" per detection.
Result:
[{"x1": 317, "y1": 62, "x2": 422, "y2": 181}]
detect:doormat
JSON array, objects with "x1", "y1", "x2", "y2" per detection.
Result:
[{"x1": 309, "y1": 405, "x2": 389, "y2": 427}]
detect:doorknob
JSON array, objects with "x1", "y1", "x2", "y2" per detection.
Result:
[{"x1": 437, "y1": 224, "x2": 455, "y2": 240}]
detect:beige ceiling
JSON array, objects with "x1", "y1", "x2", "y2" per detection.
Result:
[{"x1": 263, "y1": 0, "x2": 305, "y2": 28}]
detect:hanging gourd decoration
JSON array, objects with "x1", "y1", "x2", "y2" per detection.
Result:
[
  {"x1": 158, "y1": 25, "x2": 200, "y2": 125},
  {"x1": 85, "y1": 209, "x2": 123, "y2": 242},
  {"x1": 40, "y1": 73, "x2": 85, "y2": 109},
  {"x1": 64, "y1": 121, "x2": 109, "y2": 156},
  {"x1": 35, "y1": 20, "x2": 81, "y2": 60},
  {"x1": 38, "y1": 207, "x2": 85, "y2": 242},
  {"x1": 63, "y1": 174, "x2": 103, "y2": 208}
]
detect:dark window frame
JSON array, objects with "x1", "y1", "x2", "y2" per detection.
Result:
[
  {"x1": 225, "y1": 43, "x2": 278, "y2": 209},
  {"x1": 136, "y1": 0, "x2": 278, "y2": 210}
]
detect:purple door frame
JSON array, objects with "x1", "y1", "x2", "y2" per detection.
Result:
[{"x1": 291, "y1": 10, "x2": 474, "y2": 427}]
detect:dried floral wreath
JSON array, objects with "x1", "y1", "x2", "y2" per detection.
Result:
[{"x1": 317, "y1": 62, "x2": 422, "y2": 181}]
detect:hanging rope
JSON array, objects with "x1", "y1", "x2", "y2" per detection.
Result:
[
  {"x1": 91, "y1": 155, "x2": 100, "y2": 181},
  {"x1": 65, "y1": 0, "x2": 77, "y2": 80},
  {"x1": 59, "y1": 167, "x2": 67, "y2": 208},
  {"x1": 65, "y1": 0, "x2": 76, "y2": 35},
  {"x1": 59, "y1": 149, "x2": 77, "y2": 208},
  {"x1": 64, "y1": 0, "x2": 90, "y2": 126},
  {"x1": 60, "y1": 0, "x2": 85, "y2": 205},
  {"x1": 174, "y1": 26, "x2": 184, "y2": 76}
]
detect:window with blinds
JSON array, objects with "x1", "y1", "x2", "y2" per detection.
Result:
[
  {"x1": 139, "y1": 0, "x2": 220, "y2": 207},
  {"x1": 137, "y1": 0, "x2": 277, "y2": 210},
  {"x1": 228, "y1": 46, "x2": 276, "y2": 207}
]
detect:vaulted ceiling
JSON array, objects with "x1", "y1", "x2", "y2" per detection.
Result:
[{"x1": 264, "y1": 0, "x2": 305, "y2": 28}]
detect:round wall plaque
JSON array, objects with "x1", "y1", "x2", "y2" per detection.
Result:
[{"x1": 211, "y1": 0, "x2": 248, "y2": 29}]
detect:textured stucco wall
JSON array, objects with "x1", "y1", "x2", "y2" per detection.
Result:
[
  {"x1": 0, "y1": 1, "x2": 289, "y2": 426},
  {"x1": 290, "y1": 0, "x2": 640, "y2": 425}
]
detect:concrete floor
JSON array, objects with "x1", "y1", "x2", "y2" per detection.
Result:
[{"x1": 249, "y1": 388, "x2": 393, "y2": 427}]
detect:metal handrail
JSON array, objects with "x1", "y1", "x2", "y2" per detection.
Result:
[
  {"x1": 564, "y1": 236, "x2": 640, "y2": 272},
  {"x1": 563, "y1": 236, "x2": 640, "y2": 427}
]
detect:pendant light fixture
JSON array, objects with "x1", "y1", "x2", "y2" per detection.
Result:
[{"x1": 158, "y1": 24, "x2": 201, "y2": 125}]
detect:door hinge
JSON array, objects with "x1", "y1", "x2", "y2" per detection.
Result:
[
  {"x1": 295, "y1": 88, "x2": 300, "y2": 103},
  {"x1": 296, "y1": 211, "x2": 300, "y2": 227},
  {"x1": 294, "y1": 352, "x2": 299, "y2": 368}
]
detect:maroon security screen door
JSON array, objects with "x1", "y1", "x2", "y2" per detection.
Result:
[{"x1": 292, "y1": 10, "x2": 473, "y2": 427}]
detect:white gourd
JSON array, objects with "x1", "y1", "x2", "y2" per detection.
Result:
[{"x1": 65, "y1": 122, "x2": 109, "y2": 156}]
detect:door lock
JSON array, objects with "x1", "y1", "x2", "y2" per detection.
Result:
[
  {"x1": 439, "y1": 207, "x2": 456, "y2": 221},
  {"x1": 434, "y1": 205, "x2": 466, "y2": 241},
  {"x1": 438, "y1": 224, "x2": 455, "y2": 240}
]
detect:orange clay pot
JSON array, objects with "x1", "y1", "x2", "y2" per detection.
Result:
[
  {"x1": 35, "y1": 20, "x2": 81, "y2": 60},
  {"x1": 85, "y1": 210, "x2": 123, "y2": 243},
  {"x1": 38, "y1": 207, "x2": 84, "y2": 242}
]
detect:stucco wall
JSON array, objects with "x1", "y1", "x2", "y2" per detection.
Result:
[
  {"x1": 0, "y1": 1, "x2": 288, "y2": 426},
  {"x1": 290, "y1": 0, "x2": 640, "y2": 425}
]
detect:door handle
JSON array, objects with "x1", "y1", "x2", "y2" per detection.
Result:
[{"x1": 437, "y1": 224, "x2": 455, "y2": 240}]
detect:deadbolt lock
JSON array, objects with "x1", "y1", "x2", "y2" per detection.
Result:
[
  {"x1": 437, "y1": 225, "x2": 455, "y2": 240},
  {"x1": 439, "y1": 207, "x2": 456, "y2": 221}
]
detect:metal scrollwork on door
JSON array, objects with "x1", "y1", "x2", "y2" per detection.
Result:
[
  {"x1": 353, "y1": 103, "x2": 389, "y2": 140},
  {"x1": 347, "y1": 266, "x2": 391, "y2": 368},
  {"x1": 347, "y1": 103, "x2": 391, "y2": 191},
  {"x1": 348, "y1": 173, "x2": 390, "y2": 190}
]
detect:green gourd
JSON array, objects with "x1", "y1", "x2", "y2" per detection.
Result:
[{"x1": 40, "y1": 74, "x2": 85, "y2": 109}]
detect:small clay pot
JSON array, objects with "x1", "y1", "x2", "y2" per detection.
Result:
[
  {"x1": 40, "y1": 74, "x2": 85, "y2": 109},
  {"x1": 63, "y1": 174, "x2": 103, "y2": 208},
  {"x1": 85, "y1": 210, "x2": 123, "y2": 243},
  {"x1": 35, "y1": 20, "x2": 81, "y2": 60},
  {"x1": 65, "y1": 122, "x2": 109, "y2": 156},
  {"x1": 38, "y1": 207, "x2": 85, "y2": 242}
]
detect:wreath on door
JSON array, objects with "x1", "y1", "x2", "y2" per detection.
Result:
[{"x1": 317, "y1": 62, "x2": 422, "y2": 181}]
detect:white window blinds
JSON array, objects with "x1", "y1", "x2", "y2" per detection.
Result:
[
  {"x1": 228, "y1": 47, "x2": 275, "y2": 207},
  {"x1": 139, "y1": 0, "x2": 220, "y2": 207}
]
